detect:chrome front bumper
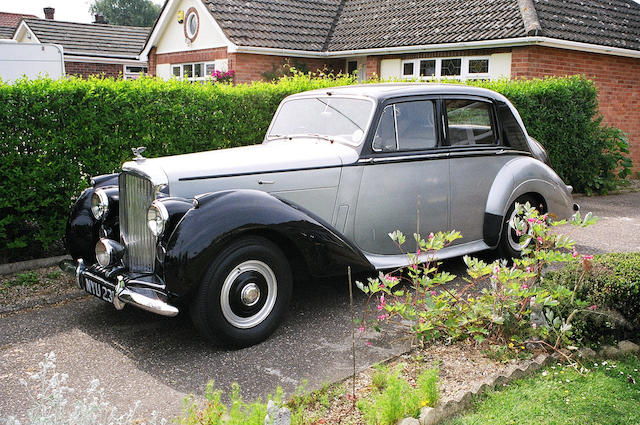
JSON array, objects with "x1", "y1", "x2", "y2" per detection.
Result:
[{"x1": 74, "y1": 259, "x2": 179, "y2": 317}]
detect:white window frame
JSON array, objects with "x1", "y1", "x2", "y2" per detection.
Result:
[
  {"x1": 401, "y1": 56, "x2": 490, "y2": 81},
  {"x1": 171, "y1": 62, "x2": 216, "y2": 82},
  {"x1": 122, "y1": 65, "x2": 148, "y2": 80},
  {"x1": 185, "y1": 11, "x2": 199, "y2": 40}
]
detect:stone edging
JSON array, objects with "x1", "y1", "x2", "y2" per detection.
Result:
[
  {"x1": 0, "y1": 255, "x2": 71, "y2": 276},
  {"x1": 398, "y1": 353, "x2": 553, "y2": 425}
]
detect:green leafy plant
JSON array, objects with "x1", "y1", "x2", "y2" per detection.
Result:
[
  {"x1": 357, "y1": 203, "x2": 599, "y2": 351},
  {"x1": 357, "y1": 364, "x2": 438, "y2": 425},
  {"x1": 6, "y1": 271, "x2": 39, "y2": 287},
  {"x1": 179, "y1": 381, "x2": 284, "y2": 425}
]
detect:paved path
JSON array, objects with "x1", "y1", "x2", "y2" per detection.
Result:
[{"x1": 1, "y1": 189, "x2": 637, "y2": 421}]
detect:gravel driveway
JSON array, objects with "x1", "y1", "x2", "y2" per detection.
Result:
[{"x1": 1, "y1": 188, "x2": 637, "y2": 422}]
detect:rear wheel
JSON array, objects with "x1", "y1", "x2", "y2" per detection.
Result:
[
  {"x1": 497, "y1": 195, "x2": 538, "y2": 260},
  {"x1": 190, "y1": 236, "x2": 292, "y2": 347}
]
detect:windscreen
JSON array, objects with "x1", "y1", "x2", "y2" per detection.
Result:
[{"x1": 267, "y1": 97, "x2": 374, "y2": 146}]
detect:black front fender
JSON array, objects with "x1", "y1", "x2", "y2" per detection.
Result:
[{"x1": 163, "y1": 190, "x2": 373, "y2": 298}]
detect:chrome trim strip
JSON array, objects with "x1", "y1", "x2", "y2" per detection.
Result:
[{"x1": 366, "y1": 240, "x2": 490, "y2": 270}]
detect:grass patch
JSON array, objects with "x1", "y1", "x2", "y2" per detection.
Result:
[{"x1": 444, "y1": 355, "x2": 640, "y2": 425}]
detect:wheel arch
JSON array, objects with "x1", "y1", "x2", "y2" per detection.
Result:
[
  {"x1": 482, "y1": 156, "x2": 572, "y2": 248},
  {"x1": 162, "y1": 189, "x2": 373, "y2": 299}
]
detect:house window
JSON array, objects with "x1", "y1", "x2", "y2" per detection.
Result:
[
  {"x1": 172, "y1": 62, "x2": 216, "y2": 82},
  {"x1": 184, "y1": 7, "x2": 200, "y2": 42},
  {"x1": 402, "y1": 62, "x2": 415, "y2": 77},
  {"x1": 469, "y1": 59, "x2": 489, "y2": 74},
  {"x1": 441, "y1": 58, "x2": 461, "y2": 76},
  {"x1": 401, "y1": 57, "x2": 490, "y2": 80},
  {"x1": 123, "y1": 65, "x2": 148, "y2": 80},
  {"x1": 419, "y1": 60, "x2": 436, "y2": 77}
]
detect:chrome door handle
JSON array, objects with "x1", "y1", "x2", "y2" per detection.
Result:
[{"x1": 258, "y1": 180, "x2": 275, "y2": 185}]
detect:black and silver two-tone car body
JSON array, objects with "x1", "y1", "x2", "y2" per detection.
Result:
[{"x1": 66, "y1": 83, "x2": 577, "y2": 346}]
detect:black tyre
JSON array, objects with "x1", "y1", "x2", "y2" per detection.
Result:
[
  {"x1": 190, "y1": 236, "x2": 293, "y2": 347},
  {"x1": 497, "y1": 195, "x2": 538, "y2": 260}
]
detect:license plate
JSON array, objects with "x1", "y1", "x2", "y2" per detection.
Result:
[{"x1": 85, "y1": 276, "x2": 114, "y2": 303}]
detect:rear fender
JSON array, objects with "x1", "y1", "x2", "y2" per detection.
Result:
[
  {"x1": 163, "y1": 189, "x2": 373, "y2": 298},
  {"x1": 483, "y1": 157, "x2": 574, "y2": 247}
]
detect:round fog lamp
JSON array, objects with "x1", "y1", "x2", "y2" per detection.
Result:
[
  {"x1": 95, "y1": 239, "x2": 113, "y2": 267},
  {"x1": 147, "y1": 202, "x2": 169, "y2": 237},
  {"x1": 95, "y1": 238, "x2": 124, "y2": 267},
  {"x1": 91, "y1": 189, "x2": 109, "y2": 220}
]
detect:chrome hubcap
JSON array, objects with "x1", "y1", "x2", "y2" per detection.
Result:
[
  {"x1": 240, "y1": 283, "x2": 260, "y2": 306},
  {"x1": 508, "y1": 208, "x2": 532, "y2": 252},
  {"x1": 220, "y1": 260, "x2": 277, "y2": 329}
]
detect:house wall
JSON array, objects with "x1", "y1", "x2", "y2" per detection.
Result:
[
  {"x1": 227, "y1": 53, "x2": 337, "y2": 84},
  {"x1": 375, "y1": 48, "x2": 512, "y2": 80},
  {"x1": 64, "y1": 61, "x2": 123, "y2": 78},
  {"x1": 511, "y1": 45, "x2": 640, "y2": 173}
]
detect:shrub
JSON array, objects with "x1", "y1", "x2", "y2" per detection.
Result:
[
  {"x1": 3, "y1": 352, "x2": 166, "y2": 425},
  {"x1": 545, "y1": 252, "x2": 640, "y2": 343},
  {"x1": 357, "y1": 204, "x2": 598, "y2": 350}
]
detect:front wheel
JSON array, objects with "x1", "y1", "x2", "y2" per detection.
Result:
[{"x1": 190, "y1": 236, "x2": 292, "y2": 347}]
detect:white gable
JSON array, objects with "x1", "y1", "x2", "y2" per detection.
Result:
[{"x1": 142, "y1": 0, "x2": 233, "y2": 58}]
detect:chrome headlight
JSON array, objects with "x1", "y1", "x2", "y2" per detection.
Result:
[
  {"x1": 91, "y1": 189, "x2": 109, "y2": 220},
  {"x1": 147, "y1": 201, "x2": 169, "y2": 237},
  {"x1": 95, "y1": 238, "x2": 124, "y2": 267}
]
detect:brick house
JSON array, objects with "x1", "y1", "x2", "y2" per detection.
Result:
[
  {"x1": 142, "y1": 0, "x2": 640, "y2": 169},
  {"x1": 13, "y1": 8, "x2": 150, "y2": 79}
]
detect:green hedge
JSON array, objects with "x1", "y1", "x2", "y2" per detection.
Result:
[
  {"x1": 546, "y1": 253, "x2": 640, "y2": 343},
  {"x1": 0, "y1": 74, "x2": 356, "y2": 262},
  {"x1": 472, "y1": 76, "x2": 632, "y2": 195},
  {"x1": 0, "y1": 74, "x2": 631, "y2": 262}
]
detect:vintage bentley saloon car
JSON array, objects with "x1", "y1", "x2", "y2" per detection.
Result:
[{"x1": 66, "y1": 84, "x2": 577, "y2": 346}]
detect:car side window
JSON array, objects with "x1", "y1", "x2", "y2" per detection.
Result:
[
  {"x1": 445, "y1": 99, "x2": 496, "y2": 146},
  {"x1": 372, "y1": 101, "x2": 437, "y2": 152},
  {"x1": 497, "y1": 103, "x2": 529, "y2": 151}
]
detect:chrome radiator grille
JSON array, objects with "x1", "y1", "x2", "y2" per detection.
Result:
[{"x1": 119, "y1": 172, "x2": 156, "y2": 273}]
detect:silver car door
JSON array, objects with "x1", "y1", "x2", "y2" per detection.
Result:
[
  {"x1": 353, "y1": 100, "x2": 450, "y2": 255},
  {"x1": 445, "y1": 97, "x2": 512, "y2": 244}
]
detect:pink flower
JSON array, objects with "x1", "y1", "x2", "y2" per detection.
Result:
[
  {"x1": 583, "y1": 255, "x2": 594, "y2": 260},
  {"x1": 385, "y1": 275, "x2": 398, "y2": 283},
  {"x1": 572, "y1": 248, "x2": 579, "y2": 258},
  {"x1": 366, "y1": 341, "x2": 372, "y2": 346},
  {"x1": 419, "y1": 318, "x2": 424, "y2": 323},
  {"x1": 521, "y1": 284, "x2": 528, "y2": 290},
  {"x1": 377, "y1": 314, "x2": 388, "y2": 321},
  {"x1": 412, "y1": 264, "x2": 418, "y2": 270},
  {"x1": 430, "y1": 290, "x2": 436, "y2": 296},
  {"x1": 516, "y1": 230, "x2": 523, "y2": 236},
  {"x1": 527, "y1": 218, "x2": 536, "y2": 223},
  {"x1": 525, "y1": 266, "x2": 532, "y2": 273},
  {"x1": 358, "y1": 326, "x2": 365, "y2": 332},
  {"x1": 494, "y1": 266, "x2": 500, "y2": 274},
  {"x1": 428, "y1": 233, "x2": 434, "y2": 240},
  {"x1": 589, "y1": 305, "x2": 597, "y2": 310},
  {"x1": 536, "y1": 236, "x2": 543, "y2": 244},
  {"x1": 417, "y1": 249, "x2": 421, "y2": 256}
]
